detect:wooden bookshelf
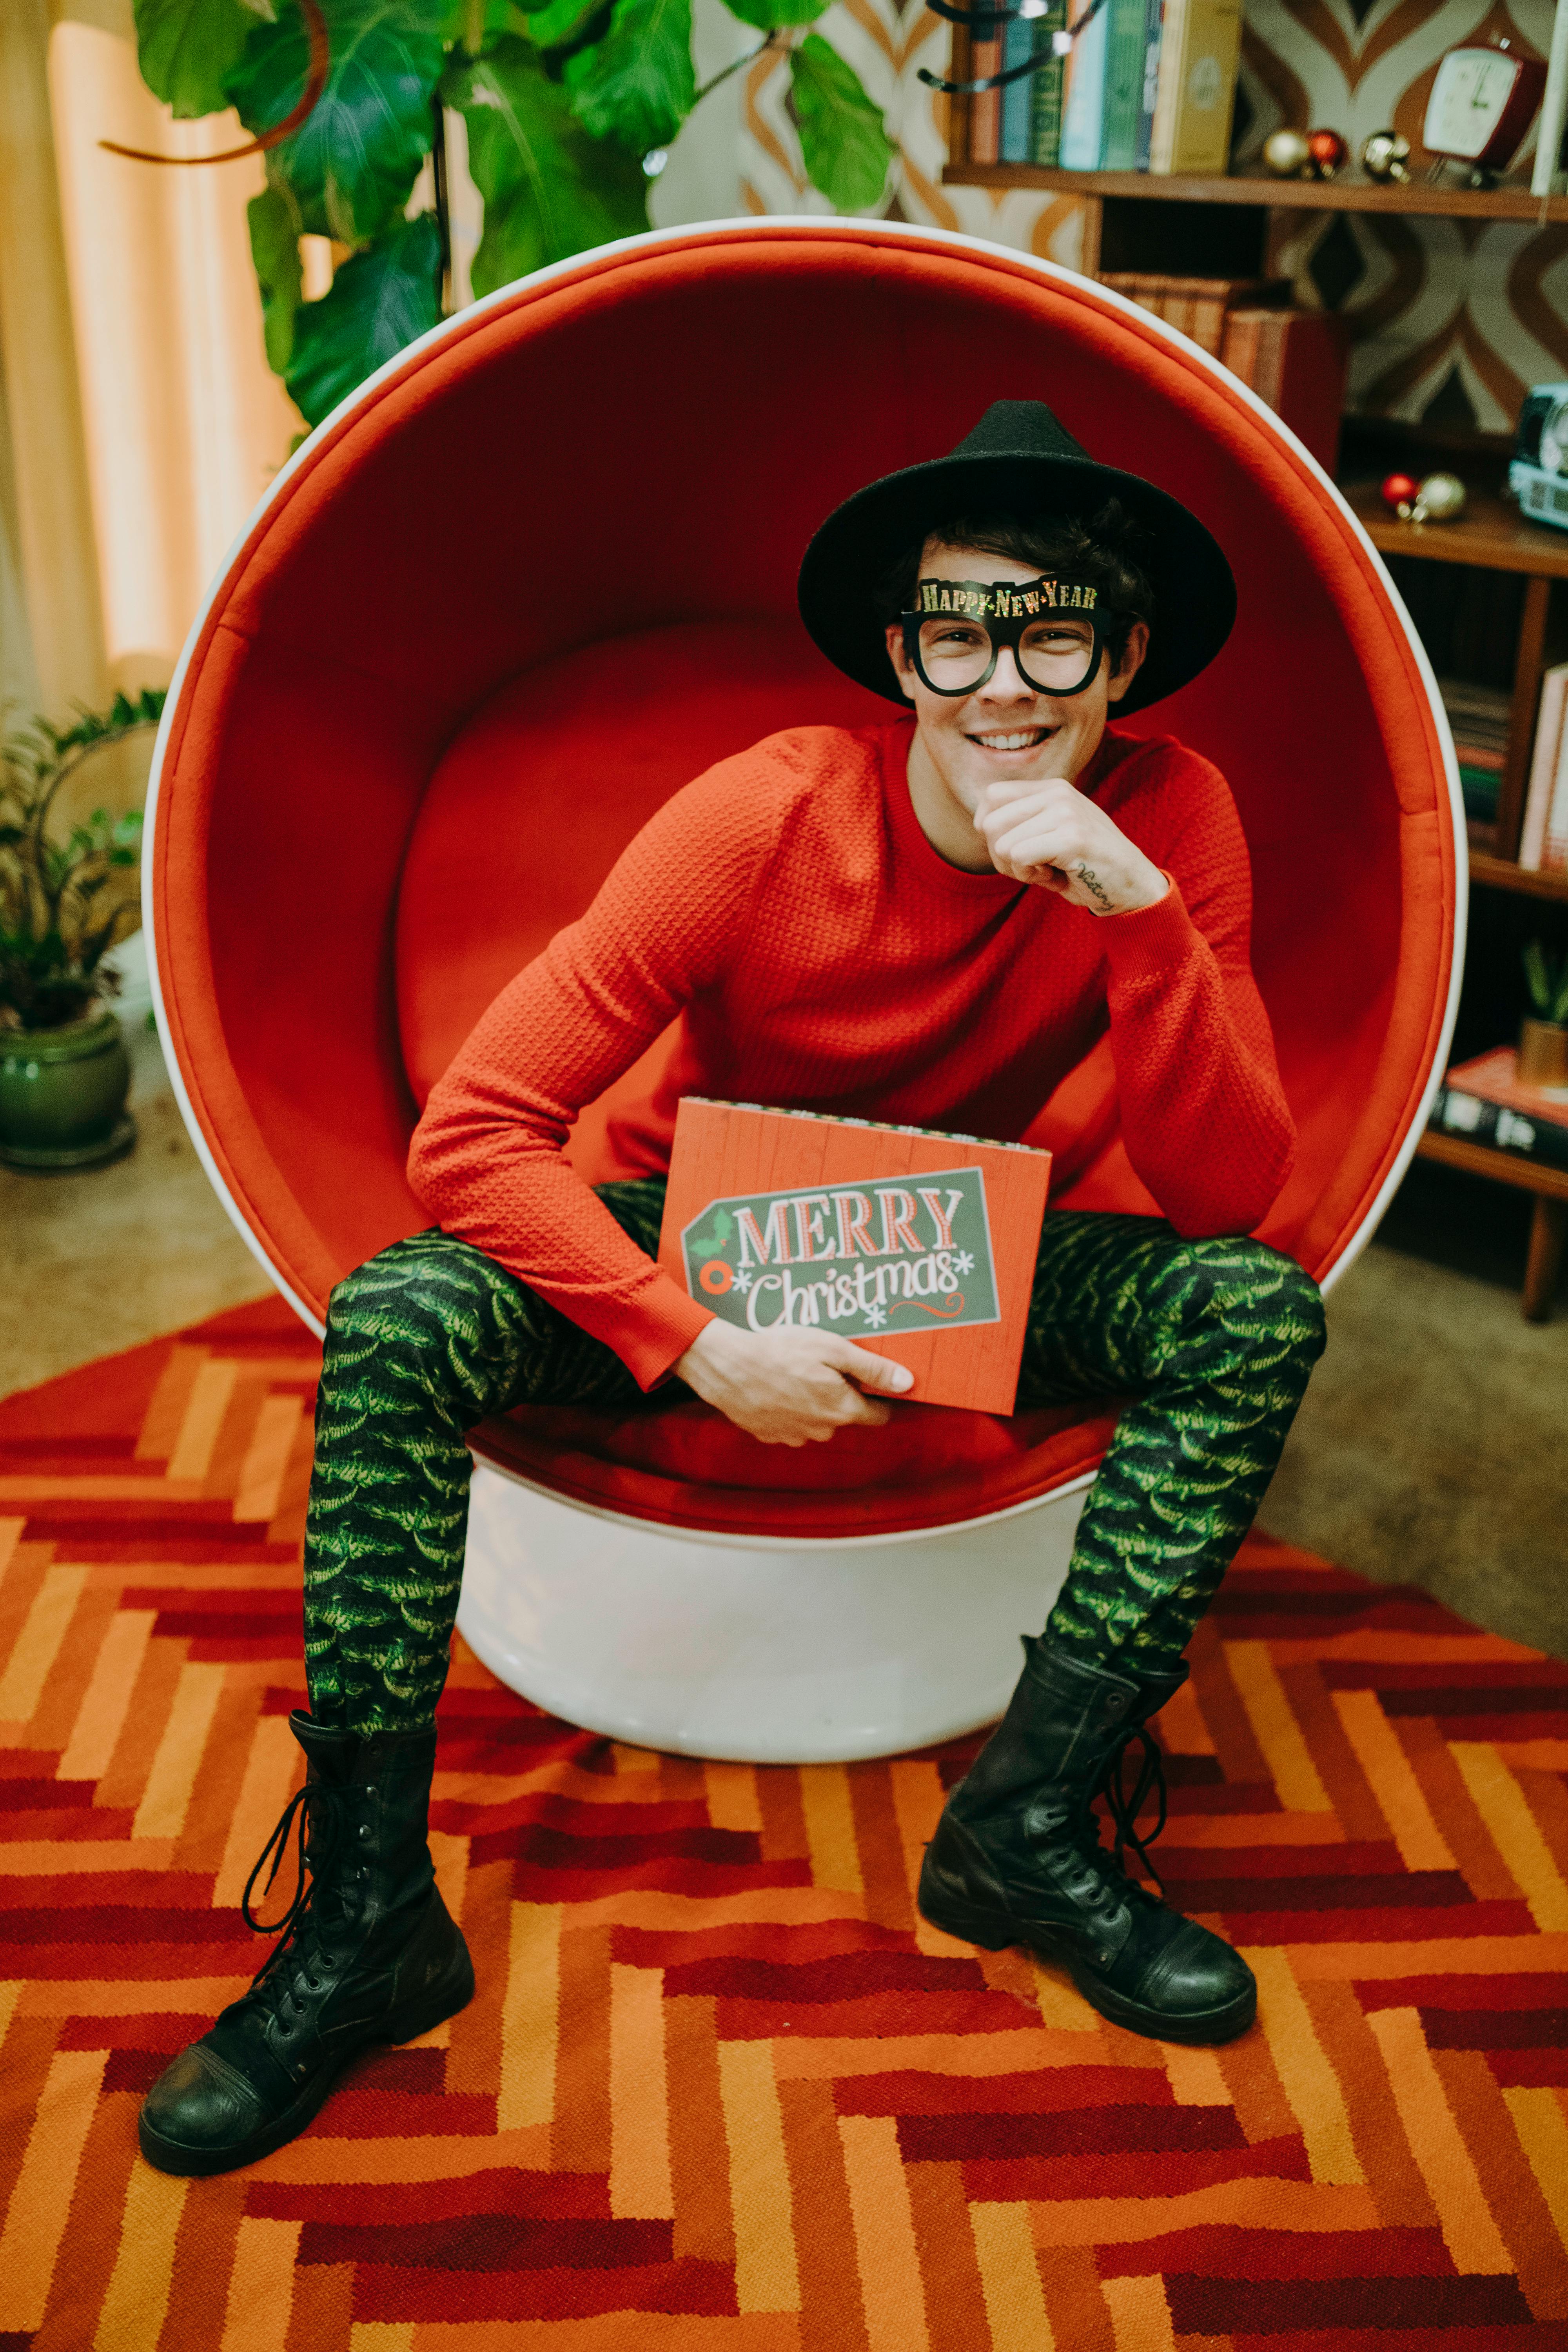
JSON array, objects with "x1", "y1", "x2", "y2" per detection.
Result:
[
  {"x1": 1468, "y1": 853, "x2": 1568, "y2": 903},
  {"x1": 943, "y1": 163, "x2": 1568, "y2": 227},
  {"x1": 1343, "y1": 483, "x2": 1568, "y2": 581},
  {"x1": 1416, "y1": 1131, "x2": 1568, "y2": 1319}
]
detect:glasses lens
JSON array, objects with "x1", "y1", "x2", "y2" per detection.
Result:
[
  {"x1": 1016, "y1": 617, "x2": 1099, "y2": 695},
  {"x1": 915, "y1": 616, "x2": 995, "y2": 692}
]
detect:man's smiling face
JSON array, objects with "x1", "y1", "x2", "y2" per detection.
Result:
[{"x1": 884, "y1": 539, "x2": 1148, "y2": 824}]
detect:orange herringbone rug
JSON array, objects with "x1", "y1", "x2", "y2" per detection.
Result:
[{"x1": 1, "y1": 1296, "x2": 1567, "y2": 2350}]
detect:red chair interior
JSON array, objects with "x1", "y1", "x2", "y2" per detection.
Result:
[{"x1": 151, "y1": 226, "x2": 1457, "y2": 1540}]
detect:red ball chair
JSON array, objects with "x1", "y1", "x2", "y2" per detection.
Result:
[{"x1": 146, "y1": 221, "x2": 1462, "y2": 1762}]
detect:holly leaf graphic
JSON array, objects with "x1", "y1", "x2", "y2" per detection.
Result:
[{"x1": 687, "y1": 1205, "x2": 734, "y2": 1258}]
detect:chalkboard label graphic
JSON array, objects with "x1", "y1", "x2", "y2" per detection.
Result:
[{"x1": 679, "y1": 1166, "x2": 1000, "y2": 1338}]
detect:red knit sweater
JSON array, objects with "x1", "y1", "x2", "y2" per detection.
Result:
[{"x1": 408, "y1": 719, "x2": 1294, "y2": 1389}]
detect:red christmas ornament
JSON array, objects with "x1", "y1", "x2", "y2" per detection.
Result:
[
  {"x1": 1306, "y1": 127, "x2": 1348, "y2": 177},
  {"x1": 1381, "y1": 472, "x2": 1419, "y2": 510}
]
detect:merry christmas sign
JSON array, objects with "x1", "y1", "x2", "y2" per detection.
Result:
[{"x1": 657, "y1": 1099, "x2": 1052, "y2": 1414}]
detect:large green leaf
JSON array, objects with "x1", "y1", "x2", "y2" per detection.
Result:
[
  {"x1": 248, "y1": 181, "x2": 303, "y2": 374},
  {"x1": 789, "y1": 32, "x2": 892, "y2": 212},
  {"x1": 719, "y1": 0, "x2": 825, "y2": 33},
  {"x1": 226, "y1": 0, "x2": 446, "y2": 245},
  {"x1": 518, "y1": 0, "x2": 601, "y2": 49},
  {"x1": 132, "y1": 0, "x2": 272, "y2": 119},
  {"x1": 564, "y1": 0, "x2": 694, "y2": 152},
  {"x1": 444, "y1": 38, "x2": 646, "y2": 293},
  {"x1": 284, "y1": 210, "x2": 443, "y2": 424}
]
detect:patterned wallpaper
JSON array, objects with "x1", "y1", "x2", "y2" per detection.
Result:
[{"x1": 739, "y1": 0, "x2": 1568, "y2": 434}]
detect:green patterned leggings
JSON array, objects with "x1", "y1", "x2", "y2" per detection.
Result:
[{"x1": 302, "y1": 1183, "x2": 1325, "y2": 1733}]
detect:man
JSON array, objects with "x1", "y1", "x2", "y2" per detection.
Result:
[{"x1": 138, "y1": 400, "x2": 1324, "y2": 2177}]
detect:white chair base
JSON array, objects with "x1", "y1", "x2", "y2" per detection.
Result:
[{"x1": 456, "y1": 1463, "x2": 1089, "y2": 1763}]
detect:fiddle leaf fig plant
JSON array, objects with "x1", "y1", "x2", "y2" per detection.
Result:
[{"x1": 129, "y1": 0, "x2": 895, "y2": 430}]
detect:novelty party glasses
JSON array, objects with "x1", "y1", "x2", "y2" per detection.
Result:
[{"x1": 902, "y1": 575, "x2": 1108, "y2": 698}]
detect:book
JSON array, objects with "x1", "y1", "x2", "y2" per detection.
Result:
[
  {"x1": 1520, "y1": 660, "x2": 1568, "y2": 873},
  {"x1": 1101, "y1": 0, "x2": 1153, "y2": 169},
  {"x1": 1430, "y1": 1050, "x2": 1568, "y2": 1172},
  {"x1": 1136, "y1": 0, "x2": 1164, "y2": 169},
  {"x1": 1220, "y1": 306, "x2": 1349, "y2": 470},
  {"x1": 1148, "y1": 0, "x2": 1243, "y2": 174},
  {"x1": 1060, "y1": 0, "x2": 1111, "y2": 168},
  {"x1": 969, "y1": 15, "x2": 1002, "y2": 165},
  {"x1": 1445, "y1": 1046, "x2": 1568, "y2": 1122},
  {"x1": 657, "y1": 1099, "x2": 1053, "y2": 1416},
  {"x1": 1437, "y1": 677, "x2": 1510, "y2": 825},
  {"x1": 1001, "y1": 10, "x2": 1045, "y2": 162},
  {"x1": 1028, "y1": 0, "x2": 1071, "y2": 163},
  {"x1": 1099, "y1": 272, "x2": 1287, "y2": 354}
]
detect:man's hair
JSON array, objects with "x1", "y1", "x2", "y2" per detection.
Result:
[{"x1": 876, "y1": 499, "x2": 1154, "y2": 669}]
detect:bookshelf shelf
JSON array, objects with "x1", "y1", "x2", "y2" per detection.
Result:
[
  {"x1": 942, "y1": 164, "x2": 1568, "y2": 225},
  {"x1": 1469, "y1": 852, "x2": 1568, "y2": 902},
  {"x1": 1415, "y1": 1131, "x2": 1568, "y2": 1319},
  {"x1": 1343, "y1": 484, "x2": 1568, "y2": 581}
]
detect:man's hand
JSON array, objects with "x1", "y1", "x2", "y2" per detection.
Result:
[
  {"x1": 975, "y1": 778, "x2": 1167, "y2": 916},
  {"x1": 674, "y1": 1319, "x2": 914, "y2": 1446}
]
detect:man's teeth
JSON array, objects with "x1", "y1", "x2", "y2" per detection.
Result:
[{"x1": 975, "y1": 729, "x2": 1049, "y2": 750}]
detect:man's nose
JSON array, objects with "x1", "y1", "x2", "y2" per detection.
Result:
[{"x1": 980, "y1": 645, "x2": 1034, "y2": 698}]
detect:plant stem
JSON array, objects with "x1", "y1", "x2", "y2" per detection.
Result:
[{"x1": 692, "y1": 33, "x2": 778, "y2": 109}]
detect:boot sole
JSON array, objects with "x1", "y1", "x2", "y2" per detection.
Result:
[
  {"x1": 918, "y1": 1880, "x2": 1256, "y2": 2047},
  {"x1": 137, "y1": 1944, "x2": 477, "y2": 2178}
]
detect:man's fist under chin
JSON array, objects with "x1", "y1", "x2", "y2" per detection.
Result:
[
  {"x1": 975, "y1": 777, "x2": 1168, "y2": 917},
  {"x1": 674, "y1": 1319, "x2": 915, "y2": 1447}
]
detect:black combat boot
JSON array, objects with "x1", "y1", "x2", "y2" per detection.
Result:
[
  {"x1": 919, "y1": 1638, "x2": 1255, "y2": 2045},
  {"x1": 139, "y1": 1714, "x2": 474, "y2": 2175}
]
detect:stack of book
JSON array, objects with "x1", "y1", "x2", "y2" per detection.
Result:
[
  {"x1": 1519, "y1": 663, "x2": 1568, "y2": 874},
  {"x1": 1096, "y1": 274, "x2": 1348, "y2": 468},
  {"x1": 1436, "y1": 677, "x2": 1510, "y2": 827},
  {"x1": 1099, "y1": 272, "x2": 1287, "y2": 356},
  {"x1": 970, "y1": 0, "x2": 1243, "y2": 177},
  {"x1": 1429, "y1": 1049, "x2": 1568, "y2": 1171}
]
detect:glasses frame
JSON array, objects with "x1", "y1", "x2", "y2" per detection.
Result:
[{"x1": 899, "y1": 589, "x2": 1112, "y2": 700}]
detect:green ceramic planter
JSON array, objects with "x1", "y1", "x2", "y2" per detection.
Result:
[{"x1": 0, "y1": 1007, "x2": 135, "y2": 1171}]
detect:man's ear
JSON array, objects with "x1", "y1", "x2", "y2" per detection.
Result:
[
  {"x1": 885, "y1": 622, "x2": 918, "y2": 705},
  {"x1": 1105, "y1": 619, "x2": 1150, "y2": 706}
]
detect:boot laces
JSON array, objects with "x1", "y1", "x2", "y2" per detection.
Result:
[
  {"x1": 1094, "y1": 1726, "x2": 1169, "y2": 1894},
  {"x1": 240, "y1": 1779, "x2": 357, "y2": 2007}
]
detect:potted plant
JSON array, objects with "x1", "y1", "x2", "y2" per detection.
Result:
[
  {"x1": 0, "y1": 693, "x2": 163, "y2": 1171},
  {"x1": 1520, "y1": 938, "x2": 1568, "y2": 1092}
]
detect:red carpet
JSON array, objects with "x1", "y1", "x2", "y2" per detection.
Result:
[{"x1": 1, "y1": 1295, "x2": 1566, "y2": 2349}]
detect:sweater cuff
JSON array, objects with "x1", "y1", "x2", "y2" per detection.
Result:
[
  {"x1": 617, "y1": 1274, "x2": 717, "y2": 1392},
  {"x1": 1096, "y1": 873, "x2": 1198, "y2": 983}
]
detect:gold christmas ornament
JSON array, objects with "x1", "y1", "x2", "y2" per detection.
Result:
[
  {"x1": 1396, "y1": 472, "x2": 1468, "y2": 524},
  {"x1": 1360, "y1": 129, "x2": 1412, "y2": 183},
  {"x1": 1262, "y1": 128, "x2": 1313, "y2": 178}
]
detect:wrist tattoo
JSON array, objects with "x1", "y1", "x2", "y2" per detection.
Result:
[{"x1": 1074, "y1": 860, "x2": 1114, "y2": 912}]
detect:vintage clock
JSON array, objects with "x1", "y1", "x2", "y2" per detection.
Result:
[{"x1": 1422, "y1": 40, "x2": 1547, "y2": 180}]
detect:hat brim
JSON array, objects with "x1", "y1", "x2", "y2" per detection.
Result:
[{"x1": 796, "y1": 449, "x2": 1237, "y2": 715}]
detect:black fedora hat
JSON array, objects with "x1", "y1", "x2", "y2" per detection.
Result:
[{"x1": 797, "y1": 398, "x2": 1236, "y2": 716}]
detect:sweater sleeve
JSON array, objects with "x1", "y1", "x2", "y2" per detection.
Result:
[
  {"x1": 405, "y1": 750, "x2": 785, "y2": 1389},
  {"x1": 1096, "y1": 749, "x2": 1295, "y2": 1238}
]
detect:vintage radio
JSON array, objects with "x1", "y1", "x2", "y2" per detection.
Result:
[{"x1": 1511, "y1": 382, "x2": 1568, "y2": 532}]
